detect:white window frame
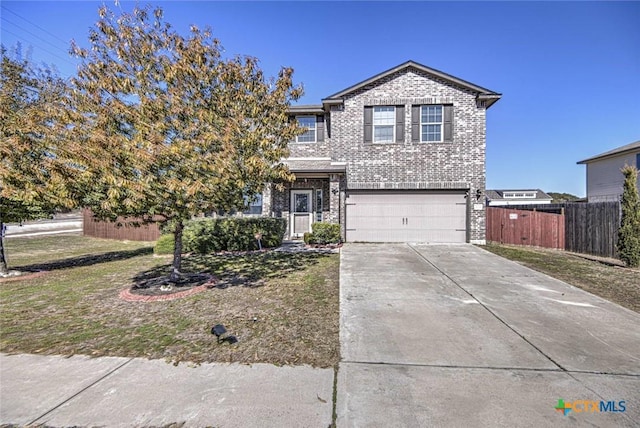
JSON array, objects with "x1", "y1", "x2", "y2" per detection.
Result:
[
  {"x1": 373, "y1": 106, "x2": 395, "y2": 144},
  {"x1": 504, "y1": 192, "x2": 537, "y2": 199},
  {"x1": 296, "y1": 116, "x2": 316, "y2": 143},
  {"x1": 420, "y1": 105, "x2": 443, "y2": 143}
]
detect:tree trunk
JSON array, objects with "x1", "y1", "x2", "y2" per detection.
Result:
[
  {"x1": 170, "y1": 220, "x2": 183, "y2": 281},
  {"x1": 0, "y1": 221, "x2": 8, "y2": 275}
]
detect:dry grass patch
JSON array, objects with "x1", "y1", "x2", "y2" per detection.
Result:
[
  {"x1": 0, "y1": 235, "x2": 340, "y2": 367},
  {"x1": 483, "y1": 243, "x2": 640, "y2": 313}
]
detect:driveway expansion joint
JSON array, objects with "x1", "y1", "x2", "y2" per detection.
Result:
[
  {"x1": 406, "y1": 244, "x2": 570, "y2": 373},
  {"x1": 28, "y1": 357, "x2": 134, "y2": 425},
  {"x1": 340, "y1": 360, "x2": 640, "y2": 377}
]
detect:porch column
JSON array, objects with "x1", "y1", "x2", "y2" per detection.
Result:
[
  {"x1": 262, "y1": 184, "x2": 272, "y2": 216},
  {"x1": 328, "y1": 174, "x2": 341, "y2": 224}
]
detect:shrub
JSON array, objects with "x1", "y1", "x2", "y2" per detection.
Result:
[
  {"x1": 618, "y1": 165, "x2": 640, "y2": 267},
  {"x1": 308, "y1": 222, "x2": 341, "y2": 245},
  {"x1": 154, "y1": 234, "x2": 175, "y2": 255},
  {"x1": 182, "y1": 217, "x2": 286, "y2": 253},
  {"x1": 303, "y1": 232, "x2": 315, "y2": 245}
]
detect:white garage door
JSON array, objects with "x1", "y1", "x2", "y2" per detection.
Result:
[{"x1": 345, "y1": 191, "x2": 467, "y2": 243}]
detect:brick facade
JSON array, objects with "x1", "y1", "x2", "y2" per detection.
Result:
[{"x1": 269, "y1": 62, "x2": 499, "y2": 242}]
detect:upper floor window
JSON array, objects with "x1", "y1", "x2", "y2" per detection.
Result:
[
  {"x1": 411, "y1": 104, "x2": 453, "y2": 143},
  {"x1": 373, "y1": 106, "x2": 395, "y2": 143},
  {"x1": 296, "y1": 116, "x2": 316, "y2": 143},
  {"x1": 421, "y1": 105, "x2": 443, "y2": 142},
  {"x1": 364, "y1": 105, "x2": 404, "y2": 144}
]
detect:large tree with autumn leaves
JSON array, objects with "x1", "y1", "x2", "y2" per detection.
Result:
[
  {"x1": 0, "y1": 46, "x2": 75, "y2": 275},
  {"x1": 65, "y1": 5, "x2": 301, "y2": 279}
]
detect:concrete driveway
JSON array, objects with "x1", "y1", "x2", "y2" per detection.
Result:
[{"x1": 337, "y1": 244, "x2": 640, "y2": 427}]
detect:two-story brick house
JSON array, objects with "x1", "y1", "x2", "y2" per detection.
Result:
[{"x1": 260, "y1": 60, "x2": 501, "y2": 244}]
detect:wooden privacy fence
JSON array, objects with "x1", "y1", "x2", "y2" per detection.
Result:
[
  {"x1": 486, "y1": 202, "x2": 621, "y2": 258},
  {"x1": 83, "y1": 209, "x2": 161, "y2": 241},
  {"x1": 486, "y1": 207, "x2": 565, "y2": 249},
  {"x1": 564, "y1": 202, "x2": 620, "y2": 258}
]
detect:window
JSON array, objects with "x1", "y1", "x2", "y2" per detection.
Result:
[
  {"x1": 365, "y1": 105, "x2": 403, "y2": 144},
  {"x1": 315, "y1": 189, "x2": 323, "y2": 222},
  {"x1": 243, "y1": 193, "x2": 263, "y2": 215},
  {"x1": 504, "y1": 192, "x2": 536, "y2": 199},
  {"x1": 636, "y1": 153, "x2": 640, "y2": 168},
  {"x1": 412, "y1": 105, "x2": 452, "y2": 143},
  {"x1": 373, "y1": 106, "x2": 395, "y2": 143},
  {"x1": 421, "y1": 105, "x2": 442, "y2": 142},
  {"x1": 296, "y1": 116, "x2": 316, "y2": 143}
]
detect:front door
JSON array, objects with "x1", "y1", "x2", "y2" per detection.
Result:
[{"x1": 291, "y1": 190, "x2": 313, "y2": 238}]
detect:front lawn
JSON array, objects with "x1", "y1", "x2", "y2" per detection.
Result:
[
  {"x1": 0, "y1": 235, "x2": 340, "y2": 367},
  {"x1": 483, "y1": 243, "x2": 640, "y2": 313}
]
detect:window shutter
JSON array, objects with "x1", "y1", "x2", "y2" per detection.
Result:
[
  {"x1": 317, "y1": 115, "x2": 325, "y2": 142},
  {"x1": 395, "y1": 106, "x2": 405, "y2": 143},
  {"x1": 443, "y1": 105, "x2": 453, "y2": 142},
  {"x1": 364, "y1": 106, "x2": 373, "y2": 144},
  {"x1": 411, "y1": 105, "x2": 420, "y2": 142}
]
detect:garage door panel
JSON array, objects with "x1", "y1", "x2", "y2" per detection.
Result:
[
  {"x1": 346, "y1": 214, "x2": 402, "y2": 231},
  {"x1": 346, "y1": 191, "x2": 467, "y2": 243}
]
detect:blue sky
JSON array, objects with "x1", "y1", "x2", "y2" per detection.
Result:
[{"x1": 2, "y1": 1, "x2": 639, "y2": 197}]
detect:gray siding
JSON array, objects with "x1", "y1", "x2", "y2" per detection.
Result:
[{"x1": 586, "y1": 151, "x2": 640, "y2": 202}]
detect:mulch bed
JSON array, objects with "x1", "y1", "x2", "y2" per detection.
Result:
[
  {"x1": 305, "y1": 243, "x2": 343, "y2": 250},
  {"x1": 121, "y1": 272, "x2": 217, "y2": 302},
  {"x1": 119, "y1": 283, "x2": 211, "y2": 302}
]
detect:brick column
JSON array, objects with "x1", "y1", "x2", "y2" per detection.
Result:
[
  {"x1": 262, "y1": 184, "x2": 272, "y2": 216},
  {"x1": 328, "y1": 174, "x2": 341, "y2": 224}
]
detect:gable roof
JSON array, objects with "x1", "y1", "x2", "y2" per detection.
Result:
[
  {"x1": 322, "y1": 60, "x2": 501, "y2": 108},
  {"x1": 577, "y1": 140, "x2": 640, "y2": 164},
  {"x1": 486, "y1": 189, "x2": 552, "y2": 201}
]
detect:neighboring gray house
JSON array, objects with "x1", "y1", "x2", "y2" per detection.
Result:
[
  {"x1": 261, "y1": 60, "x2": 501, "y2": 243},
  {"x1": 577, "y1": 140, "x2": 640, "y2": 202},
  {"x1": 486, "y1": 189, "x2": 552, "y2": 206}
]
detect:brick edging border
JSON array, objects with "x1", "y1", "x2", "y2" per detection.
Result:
[
  {"x1": 119, "y1": 276, "x2": 217, "y2": 302},
  {"x1": 0, "y1": 270, "x2": 49, "y2": 283}
]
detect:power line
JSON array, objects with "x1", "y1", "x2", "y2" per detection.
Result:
[
  {"x1": 1, "y1": 27, "x2": 76, "y2": 67},
  {"x1": 1, "y1": 16, "x2": 70, "y2": 56},
  {"x1": 1, "y1": 6, "x2": 70, "y2": 45}
]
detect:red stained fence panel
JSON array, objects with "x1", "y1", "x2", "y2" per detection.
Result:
[
  {"x1": 486, "y1": 207, "x2": 565, "y2": 249},
  {"x1": 83, "y1": 209, "x2": 161, "y2": 241}
]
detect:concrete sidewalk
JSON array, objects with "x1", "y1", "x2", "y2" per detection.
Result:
[
  {"x1": 3, "y1": 243, "x2": 639, "y2": 427},
  {"x1": 5, "y1": 214, "x2": 82, "y2": 238},
  {"x1": 0, "y1": 353, "x2": 334, "y2": 427},
  {"x1": 337, "y1": 243, "x2": 640, "y2": 427}
]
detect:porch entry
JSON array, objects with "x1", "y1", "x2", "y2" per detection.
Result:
[{"x1": 290, "y1": 190, "x2": 313, "y2": 238}]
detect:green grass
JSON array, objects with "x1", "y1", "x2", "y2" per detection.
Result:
[
  {"x1": 483, "y1": 243, "x2": 640, "y2": 313},
  {"x1": 0, "y1": 235, "x2": 340, "y2": 367}
]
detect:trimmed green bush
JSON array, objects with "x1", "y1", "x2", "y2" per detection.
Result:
[
  {"x1": 154, "y1": 234, "x2": 175, "y2": 255},
  {"x1": 303, "y1": 232, "x2": 315, "y2": 245},
  {"x1": 183, "y1": 217, "x2": 286, "y2": 253},
  {"x1": 307, "y1": 222, "x2": 341, "y2": 245}
]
